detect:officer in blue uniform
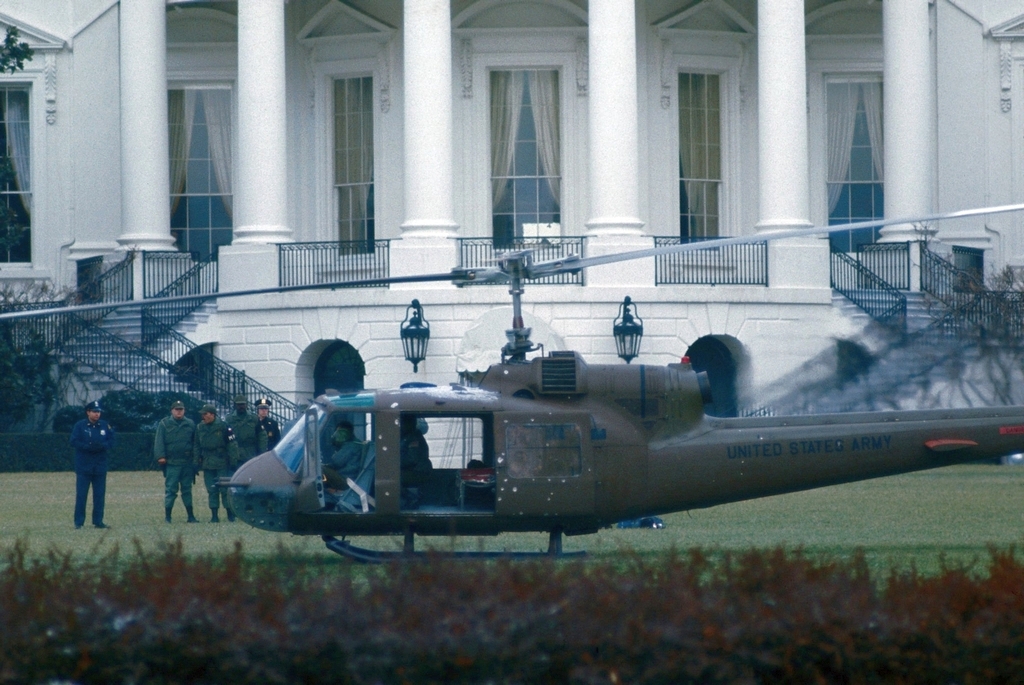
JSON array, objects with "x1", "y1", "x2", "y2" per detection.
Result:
[{"x1": 69, "y1": 400, "x2": 115, "y2": 529}]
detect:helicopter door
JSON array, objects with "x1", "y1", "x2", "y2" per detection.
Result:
[{"x1": 495, "y1": 412, "x2": 594, "y2": 517}]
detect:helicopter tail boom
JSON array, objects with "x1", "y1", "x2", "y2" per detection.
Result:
[{"x1": 645, "y1": 407, "x2": 1024, "y2": 514}]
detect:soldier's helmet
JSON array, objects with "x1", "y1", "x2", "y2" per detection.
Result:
[
  {"x1": 85, "y1": 401, "x2": 102, "y2": 412},
  {"x1": 171, "y1": 400, "x2": 185, "y2": 410},
  {"x1": 257, "y1": 398, "x2": 271, "y2": 409},
  {"x1": 233, "y1": 394, "x2": 247, "y2": 405},
  {"x1": 200, "y1": 404, "x2": 217, "y2": 415}
]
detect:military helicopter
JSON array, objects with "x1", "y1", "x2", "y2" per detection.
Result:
[{"x1": 4, "y1": 205, "x2": 1024, "y2": 561}]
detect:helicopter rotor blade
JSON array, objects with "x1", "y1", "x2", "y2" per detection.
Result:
[
  {"x1": 0, "y1": 271, "x2": 462, "y2": 321},
  {"x1": 528, "y1": 203, "x2": 1024, "y2": 276},
  {"x1": 1, "y1": 203, "x2": 1021, "y2": 322}
]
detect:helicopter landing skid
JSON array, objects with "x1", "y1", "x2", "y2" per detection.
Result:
[{"x1": 322, "y1": 533, "x2": 586, "y2": 563}]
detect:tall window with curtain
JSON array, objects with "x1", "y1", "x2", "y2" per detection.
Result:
[
  {"x1": 334, "y1": 77, "x2": 374, "y2": 250},
  {"x1": 826, "y1": 80, "x2": 884, "y2": 252},
  {"x1": 0, "y1": 86, "x2": 31, "y2": 262},
  {"x1": 169, "y1": 88, "x2": 233, "y2": 261},
  {"x1": 679, "y1": 72, "x2": 721, "y2": 241},
  {"x1": 490, "y1": 70, "x2": 560, "y2": 247}
]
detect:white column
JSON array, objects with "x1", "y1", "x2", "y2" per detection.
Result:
[
  {"x1": 117, "y1": 0, "x2": 175, "y2": 252},
  {"x1": 756, "y1": 0, "x2": 827, "y2": 290},
  {"x1": 584, "y1": 0, "x2": 651, "y2": 287},
  {"x1": 392, "y1": 0, "x2": 458, "y2": 283},
  {"x1": 880, "y1": 0, "x2": 932, "y2": 241},
  {"x1": 756, "y1": 0, "x2": 810, "y2": 233},
  {"x1": 586, "y1": 0, "x2": 643, "y2": 237},
  {"x1": 233, "y1": 0, "x2": 291, "y2": 244}
]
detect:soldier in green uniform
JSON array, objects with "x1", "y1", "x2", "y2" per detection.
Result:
[
  {"x1": 193, "y1": 404, "x2": 239, "y2": 522},
  {"x1": 226, "y1": 394, "x2": 267, "y2": 469},
  {"x1": 154, "y1": 400, "x2": 198, "y2": 523}
]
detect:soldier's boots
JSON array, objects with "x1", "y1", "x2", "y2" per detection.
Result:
[
  {"x1": 227, "y1": 510, "x2": 236, "y2": 522},
  {"x1": 186, "y1": 506, "x2": 198, "y2": 523},
  {"x1": 165, "y1": 507, "x2": 172, "y2": 523},
  {"x1": 210, "y1": 508, "x2": 220, "y2": 523}
]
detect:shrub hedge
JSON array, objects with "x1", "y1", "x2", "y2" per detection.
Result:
[
  {"x1": 0, "y1": 433, "x2": 155, "y2": 472},
  {"x1": 2, "y1": 542, "x2": 1024, "y2": 683}
]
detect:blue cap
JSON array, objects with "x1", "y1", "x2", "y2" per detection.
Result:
[{"x1": 85, "y1": 401, "x2": 102, "y2": 412}]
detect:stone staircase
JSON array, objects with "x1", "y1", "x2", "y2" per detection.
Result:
[{"x1": 61, "y1": 301, "x2": 219, "y2": 396}]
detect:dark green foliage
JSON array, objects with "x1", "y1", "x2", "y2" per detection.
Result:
[
  {"x1": 0, "y1": 320, "x2": 69, "y2": 428},
  {"x1": 53, "y1": 391, "x2": 209, "y2": 433},
  {"x1": 0, "y1": 27, "x2": 32, "y2": 75},
  {"x1": 0, "y1": 432, "x2": 155, "y2": 471},
  {"x1": 2, "y1": 542, "x2": 1024, "y2": 683}
]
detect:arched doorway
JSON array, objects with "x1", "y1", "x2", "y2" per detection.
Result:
[
  {"x1": 314, "y1": 341, "x2": 365, "y2": 396},
  {"x1": 686, "y1": 336, "x2": 738, "y2": 417}
]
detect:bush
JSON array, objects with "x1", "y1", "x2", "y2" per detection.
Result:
[
  {"x1": 53, "y1": 390, "x2": 209, "y2": 433},
  {"x1": 2, "y1": 543, "x2": 1024, "y2": 683},
  {"x1": 0, "y1": 433, "x2": 156, "y2": 471}
]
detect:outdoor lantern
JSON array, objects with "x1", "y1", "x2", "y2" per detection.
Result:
[
  {"x1": 400, "y1": 299, "x2": 430, "y2": 372},
  {"x1": 613, "y1": 296, "x2": 644, "y2": 364}
]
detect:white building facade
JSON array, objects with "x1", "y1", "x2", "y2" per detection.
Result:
[{"x1": 1, "y1": 0, "x2": 1023, "y2": 414}]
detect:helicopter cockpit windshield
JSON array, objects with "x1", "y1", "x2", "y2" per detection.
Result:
[{"x1": 273, "y1": 406, "x2": 322, "y2": 473}]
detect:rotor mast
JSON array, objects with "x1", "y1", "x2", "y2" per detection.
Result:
[{"x1": 500, "y1": 253, "x2": 540, "y2": 363}]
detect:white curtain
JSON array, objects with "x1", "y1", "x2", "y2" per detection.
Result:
[
  {"x1": 168, "y1": 89, "x2": 197, "y2": 214},
  {"x1": 826, "y1": 83, "x2": 858, "y2": 213},
  {"x1": 201, "y1": 89, "x2": 233, "y2": 218},
  {"x1": 861, "y1": 81, "x2": 884, "y2": 183},
  {"x1": 527, "y1": 70, "x2": 560, "y2": 207},
  {"x1": 489, "y1": 71, "x2": 524, "y2": 209},
  {"x1": 5, "y1": 90, "x2": 31, "y2": 217}
]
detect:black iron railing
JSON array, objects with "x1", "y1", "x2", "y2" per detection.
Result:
[
  {"x1": 458, "y1": 238, "x2": 584, "y2": 285},
  {"x1": 279, "y1": 240, "x2": 390, "y2": 288},
  {"x1": 2, "y1": 253, "x2": 135, "y2": 350},
  {"x1": 952, "y1": 245, "x2": 984, "y2": 281},
  {"x1": 139, "y1": 321, "x2": 298, "y2": 424},
  {"x1": 830, "y1": 250, "x2": 906, "y2": 329},
  {"x1": 141, "y1": 256, "x2": 218, "y2": 346},
  {"x1": 76, "y1": 252, "x2": 134, "y2": 307},
  {"x1": 143, "y1": 251, "x2": 201, "y2": 298},
  {"x1": 654, "y1": 237, "x2": 767, "y2": 286},
  {"x1": 135, "y1": 251, "x2": 295, "y2": 422},
  {"x1": 921, "y1": 244, "x2": 983, "y2": 303},
  {"x1": 857, "y1": 242, "x2": 910, "y2": 290},
  {"x1": 921, "y1": 244, "x2": 1024, "y2": 339}
]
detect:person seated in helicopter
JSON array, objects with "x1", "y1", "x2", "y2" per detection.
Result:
[
  {"x1": 400, "y1": 416, "x2": 431, "y2": 473},
  {"x1": 399, "y1": 416, "x2": 432, "y2": 507},
  {"x1": 323, "y1": 420, "x2": 364, "y2": 491}
]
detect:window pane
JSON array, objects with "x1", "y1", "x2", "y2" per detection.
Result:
[
  {"x1": 490, "y1": 69, "x2": 560, "y2": 240},
  {"x1": 0, "y1": 86, "x2": 32, "y2": 262},
  {"x1": 826, "y1": 80, "x2": 884, "y2": 237},
  {"x1": 506, "y1": 424, "x2": 581, "y2": 479},
  {"x1": 211, "y1": 196, "x2": 231, "y2": 228},
  {"x1": 188, "y1": 195, "x2": 210, "y2": 228},
  {"x1": 335, "y1": 76, "x2": 374, "y2": 239},
  {"x1": 167, "y1": 87, "x2": 233, "y2": 256},
  {"x1": 678, "y1": 73, "x2": 721, "y2": 240}
]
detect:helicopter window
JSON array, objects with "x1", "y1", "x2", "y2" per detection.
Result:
[
  {"x1": 506, "y1": 423, "x2": 581, "y2": 479},
  {"x1": 418, "y1": 416, "x2": 490, "y2": 469},
  {"x1": 399, "y1": 414, "x2": 495, "y2": 512}
]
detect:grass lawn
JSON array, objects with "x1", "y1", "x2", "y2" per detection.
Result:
[{"x1": 1, "y1": 464, "x2": 1022, "y2": 576}]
